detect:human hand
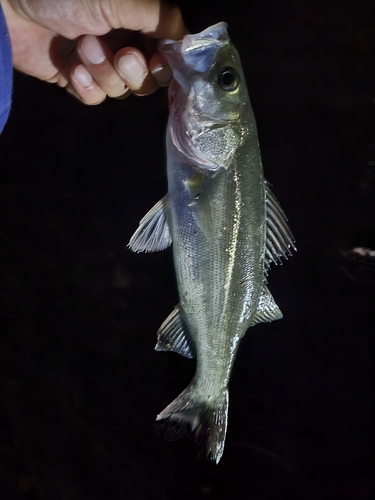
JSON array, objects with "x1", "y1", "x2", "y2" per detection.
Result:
[{"x1": 2, "y1": 0, "x2": 186, "y2": 104}]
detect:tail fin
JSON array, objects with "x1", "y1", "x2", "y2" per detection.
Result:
[{"x1": 155, "y1": 385, "x2": 229, "y2": 464}]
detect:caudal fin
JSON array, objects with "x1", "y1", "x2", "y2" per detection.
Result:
[{"x1": 155, "y1": 385, "x2": 229, "y2": 464}]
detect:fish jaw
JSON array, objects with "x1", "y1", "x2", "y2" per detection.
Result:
[
  {"x1": 159, "y1": 21, "x2": 229, "y2": 84},
  {"x1": 160, "y1": 22, "x2": 246, "y2": 172},
  {"x1": 168, "y1": 85, "x2": 233, "y2": 171},
  {"x1": 166, "y1": 78, "x2": 244, "y2": 172}
]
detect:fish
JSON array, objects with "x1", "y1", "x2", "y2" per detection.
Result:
[{"x1": 128, "y1": 22, "x2": 295, "y2": 463}]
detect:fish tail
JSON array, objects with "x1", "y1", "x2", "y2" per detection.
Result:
[{"x1": 155, "y1": 384, "x2": 229, "y2": 464}]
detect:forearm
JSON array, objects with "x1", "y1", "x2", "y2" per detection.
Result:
[{"x1": 0, "y1": 1, "x2": 13, "y2": 133}]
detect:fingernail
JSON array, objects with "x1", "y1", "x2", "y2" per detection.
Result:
[
  {"x1": 152, "y1": 66, "x2": 172, "y2": 86},
  {"x1": 81, "y1": 35, "x2": 106, "y2": 65},
  {"x1": 118, "y1": 53, "x2": 147, "y2": 87},
  {"x1": 74, "y1": 65, "x2": 92, "y2": 88}
]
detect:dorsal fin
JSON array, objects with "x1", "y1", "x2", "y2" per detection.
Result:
[
  {"x1": 128, "y1": 195, "x2": 172, "y2": 253},
  {"x1": 265, "y1": 185, "x2": 296, "y2": 269},
  {"x1": 155, "y1": 305, "x2": 195, "y2": 359}
]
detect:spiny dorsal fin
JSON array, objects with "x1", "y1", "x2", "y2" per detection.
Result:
[
  {"x1": 155, "y1": 305, "x2": 195, "y2": 359},
  {"x1": 250, "y1": 286, "x2": 283, "y2": 326},
  {"x1": 265, "y1": 185, "x2": 296, "y2": 269},
  {"x1": 128, "y1": 195, "x2": 172, "y2": 253}
]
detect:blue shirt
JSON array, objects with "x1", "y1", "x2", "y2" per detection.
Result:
[{"x1": 0, "y1": 3, "x2": 12, "y2": 133}]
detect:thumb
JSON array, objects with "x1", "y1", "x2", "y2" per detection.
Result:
[{"x1": 6, "y1": 0, "x2": 186, "y2": 40}]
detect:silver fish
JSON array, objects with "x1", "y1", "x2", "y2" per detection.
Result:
[{"x1": 129, "y1": 22, "x2": 295, "y2": 463}]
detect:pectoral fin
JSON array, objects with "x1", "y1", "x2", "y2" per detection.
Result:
[
  {"x1": 155, "y1": 305, "x2": 195, "y2": 359},
  {"x1": 185, "y1": 173, "x2": 213, "y2": 240},
  {"x1": 265, "y1": 185, "x2": 296, "y2": 269},
  {"x1": 128, "y1": 195, "x2": 172, "y2": 253},
  {"x1": 250, "y1": 286, "x2": 283, "y2": 326}
]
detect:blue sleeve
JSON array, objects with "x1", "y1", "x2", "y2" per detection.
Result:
[{"x1": 0, "y1": 3, "x2": 12, "y2": 133}]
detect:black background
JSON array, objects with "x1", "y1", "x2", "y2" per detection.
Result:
[{"x1": 0, "y1": 1, "x2": 374, "y2": 498}]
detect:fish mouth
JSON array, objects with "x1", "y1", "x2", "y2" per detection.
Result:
[
  {"x1": 159, "y1": 22, "x2": 229, "y2": 92},
  {"x1": 161, "y1": 23, "x2": 238, "y2": 171},
  {"x1": 159, "y1": 22, "x2": 228, "y2": 58}
]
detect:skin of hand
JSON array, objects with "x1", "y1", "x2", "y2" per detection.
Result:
[{"x1": 1, "y1": 0, "x2": 186, "y2": 104}]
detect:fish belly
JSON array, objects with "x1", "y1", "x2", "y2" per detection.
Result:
[{"x1": 167, "y1": 141, "x2": 266, "y2": 401}]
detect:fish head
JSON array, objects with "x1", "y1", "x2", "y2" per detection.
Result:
[{"x1": 159, "y1": 22, "x2": 250, "y2": 172}]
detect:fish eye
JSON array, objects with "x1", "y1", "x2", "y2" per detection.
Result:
[{"x1": 218, "y1": 67, "x2": 239, "y2": 92}]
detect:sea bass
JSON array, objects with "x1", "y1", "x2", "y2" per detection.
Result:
[{"x1": 129, "y1": 22, "x2": 295, "y2": 463}]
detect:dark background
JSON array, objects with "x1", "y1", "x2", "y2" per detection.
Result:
[{"x1": 0, "y1": 1, "x2": 374, "y2": 498}]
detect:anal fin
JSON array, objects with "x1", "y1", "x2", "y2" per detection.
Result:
[
  {"x1": 250, "y1": 286, "x2": 283, "y2": 327},
  {"x1": 155, "y1": 305, "x2": 195, "y2": 359}
]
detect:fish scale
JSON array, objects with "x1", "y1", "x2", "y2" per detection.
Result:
[{"x1": 129, "y1": 22, "x2": 295, "y2": 463}]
